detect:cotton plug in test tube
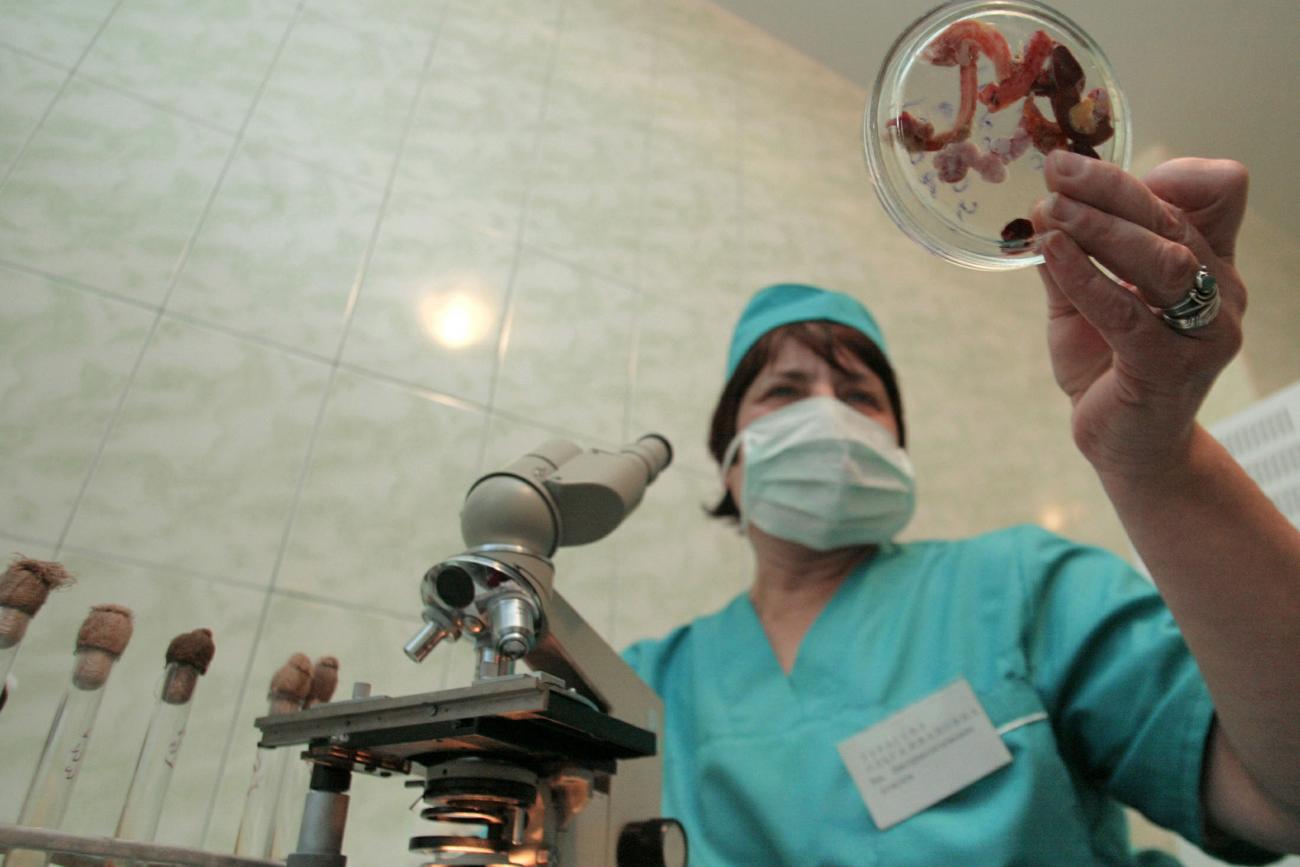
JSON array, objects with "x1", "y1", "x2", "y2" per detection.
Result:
[
  {"x1": 111, "y1": 628, "x2": 217, "y2": 852},
  {"x1": 271, "y1": 655, "x2": 339, "y2": 859},
  {"x1": 0, "y1": 557, "x2": 74, "y2": 712},
  {"x1": 233, "y1": 652, "x2": 313, "y2": 858},
  {"x1": 8, "y1": 604, "x2": 134, "y2": 867}
]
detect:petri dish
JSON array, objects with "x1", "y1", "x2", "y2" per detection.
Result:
[{"x1": 864, "y1": 0, "x2": 1130, "y2": 271}]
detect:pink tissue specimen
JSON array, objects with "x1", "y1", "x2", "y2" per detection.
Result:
[
  {"x1": 933, "y1": 141, "x2": 1009, "y2": 184},
  {"x1": 891, "y1": 21, "x2": 1112, "y2": 158},
  {"x1": 886, "y1": 20, "x2": 1116, "y2": 253}
]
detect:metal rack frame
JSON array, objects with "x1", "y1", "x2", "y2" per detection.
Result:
[{"x1": 0, "y1": 824, "x2": 282, "y2": 867}]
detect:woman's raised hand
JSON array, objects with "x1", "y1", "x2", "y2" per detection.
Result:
[{"x1": 1030, "y1": 151, "x2": 1249, "y2": 479}]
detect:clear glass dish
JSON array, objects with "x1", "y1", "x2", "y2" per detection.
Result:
[{"x1": 864, "y1": 0, "x2": 1130, "y2": 270}]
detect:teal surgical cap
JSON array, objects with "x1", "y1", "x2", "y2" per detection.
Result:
[{"x1": 725, "y1": 283, "x2": 889, "y2": 380}]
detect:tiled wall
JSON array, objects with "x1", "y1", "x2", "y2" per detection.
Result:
[{"x1": 1, "y1": 0, "x2": 1295, "y2": 861}]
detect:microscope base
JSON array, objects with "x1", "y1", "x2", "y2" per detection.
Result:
[{"x1": 257, "y1": 674, "x2": 658, "y2": 866}]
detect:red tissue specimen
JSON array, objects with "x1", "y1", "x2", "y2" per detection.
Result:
[
  {"x1": 887, "y1": 20, "x2": 1116, "y2": 253},
  {"x1": 1036, "y1": 45, "x2": 1114, "y2": 147},
  {"x1": 999, "y1": 217, "x2": 1036, "y2": 253},
  {"x1": 892, "y1": 61, "x2": 981, "y2": 153},
  {"x1": 1021, "y1": 99, "x2": 1067, "y2": 154},
  {"x1": 978, "y1": 29, "x2": 1054, "y2": 111}
]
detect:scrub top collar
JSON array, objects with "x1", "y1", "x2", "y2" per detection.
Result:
[{"x1": 706, "y1": 543, "x2": 905, "y2": 723}]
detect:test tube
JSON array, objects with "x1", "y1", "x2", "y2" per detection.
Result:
[
  {"x1": 233, "y1": 652, "x2": 313, "y2": 858},
  {"x1": 8, "y1": 604, "x2": 134, "y2": 867},
  {"x1": 0, "y1": 557, "x2": 74, "y2": 711},
  {"x1": 112, "y1": 628, "x2": 217, "y2": 848},
  {"x1": 271, "y1": 655, "x2": 339, "y2": 859}
]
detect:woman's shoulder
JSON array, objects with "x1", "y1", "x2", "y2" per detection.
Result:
[
  {"x1": 897, "y1": 523, "x2": 1079, "y2": 565},
  {"x1": 896, "y1": 524, "x2": 1145, "y2": 601}
]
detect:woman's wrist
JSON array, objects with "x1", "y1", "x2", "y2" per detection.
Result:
[{"x1": 1074, "y1": 409, "x2": 1202, "y2": 487}]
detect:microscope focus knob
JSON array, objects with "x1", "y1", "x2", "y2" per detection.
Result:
[{"x1": 617, "y1": 818, "x2": 688, "y2": 867}]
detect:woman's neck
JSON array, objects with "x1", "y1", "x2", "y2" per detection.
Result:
[{"x1": 747, "y1": 527, "x2": 875, "y2": 674}]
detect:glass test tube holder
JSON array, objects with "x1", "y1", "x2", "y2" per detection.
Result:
[
  {"x1": 233, "y1": 695, "x2": 300, "y2": 858},
  {"x1": 1, "y1": 608, "x2": 31, "y2": 708},
  {"x1": 113, "y1": 661, "x2": 201, "y2": 846},
  {"x1": 7, "y1": 648, "x2": 115, "y2": 867},
  {"x1": 0, "y1": 642, "x2": 20, "y2": 691}
]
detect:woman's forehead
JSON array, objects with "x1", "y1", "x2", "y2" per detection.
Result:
[{"x1": 761, "y1": 335, "x2": 879, "y2": 380}]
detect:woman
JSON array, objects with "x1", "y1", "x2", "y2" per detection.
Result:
[{"x1": 623, "y1": 151, "x2": 1300, "y2": 865}]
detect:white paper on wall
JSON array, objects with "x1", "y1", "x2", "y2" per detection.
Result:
[
  {"x1": 1208, "y1": 379, "x2": 1300, "y2": 528},
  {"x1": 1129, "y1": 379, "x2": 1300, "y2": 580}
]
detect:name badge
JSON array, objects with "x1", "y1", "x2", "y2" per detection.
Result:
[{"x1": 837, "y1": 678, "x2": 1011, "y2": 830}]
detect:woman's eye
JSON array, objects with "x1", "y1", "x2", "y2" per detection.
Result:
[
  {"x1": 765, "y1": 385, "x2": 799, "y2": 399},
  {"x1": 844, "y1": 391, "x2": 882, "y2": 407}
]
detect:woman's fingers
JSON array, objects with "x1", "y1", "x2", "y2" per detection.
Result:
[
  {"x1": 1032, "y1": 152, "x2": 1246, "y2": 355},
  {"x1": 1031, "y1": 155, "x2": 1250, "y2": 474},
  {"x1": 1143, "y1": 158, "x2": 1249, "y2": 263},
  {"x1": 1044, "y1": 151, "x2": 1193, "y2": 243},
  {"x1": 1043, "y1": 152, "x2": 1249, "y2": 261},
  {"x1": 1040, "y1": 150, "x2": 1190, "y2": 240},
  {"x1": 1037, "y1": 227, "x2": 1241, "y2": 388},
  {"x1": 1032, "y1": 191, "x2": 1203, "y2": 312},
  {"x1": 1035, "y1": 229, "x2": 1160, "y2": 356}
]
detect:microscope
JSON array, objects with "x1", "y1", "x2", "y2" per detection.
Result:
[{"x1": 255, "y1": 435, "x2": 687, "y2": 867}]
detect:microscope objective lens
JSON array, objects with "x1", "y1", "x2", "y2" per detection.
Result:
[{"x1": 435, "y1": 566, "x2": 476, "y2": 609}]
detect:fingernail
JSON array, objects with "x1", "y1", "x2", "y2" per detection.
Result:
[
  {"x1": 1050, "y1": 149, "x2": 1083, "y2": 177},
  {"x1": 1038, "y1": 229, "x2": 1066, "y2": 258},
  {"x1": 1049, "y1": 193, "x2": 1080, "y2": 221}
]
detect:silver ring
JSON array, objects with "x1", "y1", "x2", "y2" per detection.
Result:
[{"x1": 1160, "y1": 266, "x2": 1220, "y2": 331}]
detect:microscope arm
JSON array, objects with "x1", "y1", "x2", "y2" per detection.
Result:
[{"x1": 526, "y1": 590, "x2": 661, "y2": 720}]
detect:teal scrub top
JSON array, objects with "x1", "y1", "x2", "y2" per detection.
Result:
[{"x1": 623, "y1": 525, "x2": 1278, "y2": 867}]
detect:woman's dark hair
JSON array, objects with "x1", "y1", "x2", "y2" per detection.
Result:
[{"x1": 707, "y1": 320, "x2": 905, "y2": 519}]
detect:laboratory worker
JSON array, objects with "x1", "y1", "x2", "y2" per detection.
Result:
[{"x1": 623, "y1": 152, "x2": 1300, "y2": 865}]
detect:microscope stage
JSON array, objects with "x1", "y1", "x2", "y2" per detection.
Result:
[{"x1": 254, "y1": 674, "x2": 655, "y2": 772}]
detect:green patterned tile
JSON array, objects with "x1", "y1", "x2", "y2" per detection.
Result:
[
  {"x1": 0, "y1": 76, "x2": 233, "y2": 303},
  {"x1": 636, "y1": 150, "x2": 744, "y2": 300},
  {"x1": 0, "y1": 532, "x2": 55, "y2": 559},
  {"x1": 0, "y1": 46, "x2": 67, "y2": 174},
  {"x1": 629, "y1": 283, "x2": 740, "y2": 478},
  {"x1": 342, "y1": 193, "x2": 512, "y2": 405},
  {"x1": 168, "y1": 142, "x2": 381, "y2": 357},
  {"x1": 0, "y1": 0, "x2": 118, "y2": 67},
  {"x1": 428, "y1": 0, "x2": 558, "y2": 82},
  {"x1": 492, "y1": 249, "x2": 635, "y2": 444},
  {"x1": 79, "y1": 0, "x2": 295, "y2": 132},
  {"x1": 0, "y1": 267, "x2": 153, "y2": 541},
  {"x1": 242, "y1": 9, "x2": 426, "y2": 184},
  {"x1": 610, "y1": 468, "x2": 752, "y2": 649},
  {"x1": 523, "y1": 86, "x2": 647, "y2": 286},
  {"x1": 392, "y1": 59, "x2": 544, "y2": 239},
  {"x1": 308, "y1": 0, "x2": 447, "y2": 53},
  {"x1": 64, "y1": 317, "x2": 330, "y2": 583},
  {"x1": 276, "y1": 369, "x2": 487, "y2": 613}
]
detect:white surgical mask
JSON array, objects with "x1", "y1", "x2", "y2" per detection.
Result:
[{"x1": 722, "y1": 396, "x2": 916, "y2": 550}]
